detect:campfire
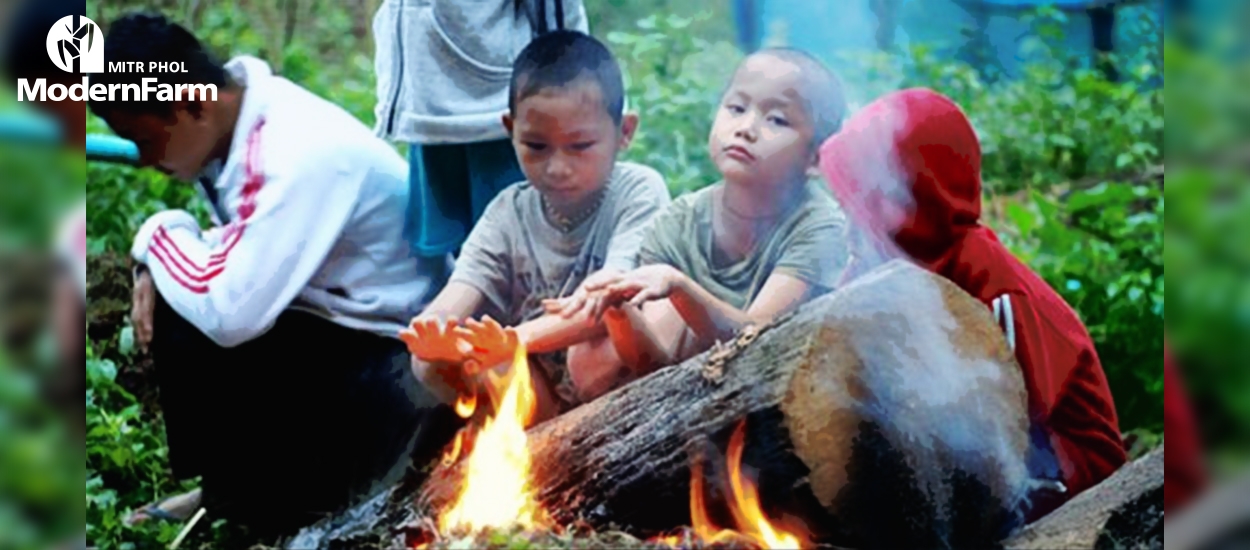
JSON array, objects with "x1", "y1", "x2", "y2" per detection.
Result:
[
  {"x1": 418, "y1": 342, "x2": 806, "y2": 549},
  {"x1": 435, "y1": 342, "x2": 549, "y2": 535},
  {"x1": 297, "y1": 263, "x2": 1079, "y2": 550}
]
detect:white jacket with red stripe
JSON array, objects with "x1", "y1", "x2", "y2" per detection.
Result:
[{"x1": 131, "y1": 56, "x2": 434, "y2": 348}]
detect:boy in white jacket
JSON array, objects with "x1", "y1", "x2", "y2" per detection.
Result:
[
  {"x1": 88, "y1": 14, "x2": 450, "y2": 533},
  {"x1": 373, "y1": 0, "x2": 587, "y2": 281}
]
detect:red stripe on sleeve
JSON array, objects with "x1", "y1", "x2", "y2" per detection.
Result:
[
  {"x1": 148, "y1": 244, "x2": 209, "y2": 294},
  {"x1": 151, "y1": 231, "x2": 226, "y2": 283}
]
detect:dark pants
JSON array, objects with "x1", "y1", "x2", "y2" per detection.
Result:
[{"x1": 151, "y1": 296, "x2": 456, "y2": 533}]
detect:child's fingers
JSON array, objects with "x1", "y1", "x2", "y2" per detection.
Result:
[
  {"x1": 587, "y1": 294, "x2": 609, "y2": 323},
  {"x1": 561, "y1": 293, "x2": 588, "y2": 318},
  {"x1": 463, "y1": 318, "x2": 486, "y2": 334},
  {"x1": 605, "y1": 280, "x2": 644, "y2": 294},
  {"x1": 582, "y1": 277, "x2": 615, "y2": 291},
  {"x1": 399, "y1": 329, "x2": 419, "y2": 348},
  {"x1": 484, "y1": 316, "x2": 505, "y2": 335},
  {"x1": 413, "y1": 321, "x2": 430, "y2": 341},
  {"x1": 629, "y1": 288, "x2": 660, "y2": 307}
]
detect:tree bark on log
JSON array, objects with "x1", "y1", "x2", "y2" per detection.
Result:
[
  {"x1": 1003, "y1": 447, "x2": 1163, "y2": 550},
  {"x1": 290, "y1": 261, "x2": 1040, "y2": 548}
]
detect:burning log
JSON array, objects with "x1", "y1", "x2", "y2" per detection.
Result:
[{"x1": 413, "y1": 260, "x2": 1033, "y2": 548}]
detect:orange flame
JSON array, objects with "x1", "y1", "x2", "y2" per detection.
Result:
[
  {"x1": 673, "y1": 420, "x2": 806, "y2": 549},
  {"x1": 441, "y1": 431, "x2": 467, "y2": 467},
  {"x1": 454, "y1": 391, "x2": 477, "y2": 419},
  {"x1": 724, "y1": 421, "x2": 803, "y2": 549},
  {"x1": 437, "y1": 341, "x2": 548, "y2": 534}
]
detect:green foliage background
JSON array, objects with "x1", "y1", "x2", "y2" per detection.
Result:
[{"x1": 36, "y1": 0, "x2": 1190, "y2": 548}]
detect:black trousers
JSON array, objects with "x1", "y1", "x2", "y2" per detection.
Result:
[{"x1": 151, "y1": 296, "x2": 457, "y2": 533}]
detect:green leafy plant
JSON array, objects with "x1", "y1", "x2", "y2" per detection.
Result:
[{"x1": 86, "y1": 339, "x2": 200, "y2": 549}]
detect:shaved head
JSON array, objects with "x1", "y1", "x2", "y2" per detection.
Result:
[{"x1": 736, "y1": 48, "x2": 847, "y2": 148}]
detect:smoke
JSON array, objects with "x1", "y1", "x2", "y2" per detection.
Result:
[
  {"x1": 835, "y1": 263, "x2": 1033, "y2": 536},
  {"x1": 821, "y1": 93, "x2": 919, "y2": 279},
  {"x1": 824, "y1": 97, "x2": 1042, "y2": 525}
]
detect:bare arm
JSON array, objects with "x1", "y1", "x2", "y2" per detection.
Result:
[
  {"x1": 594, "y1": 265, "x2": 812, "y2": 363},
  {"x1": 671, "y1": 271, "x2": 812, "y2": 344},
  {"x1": 514, "y1": 310, "x2": 608, "y2": 354},
  {"x1": 604, "y1": 299, "x2": 695, "y2": 372}
]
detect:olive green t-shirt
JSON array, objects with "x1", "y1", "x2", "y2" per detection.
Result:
[{"x1": 638, "y1": 180, "x2": 849, "y2": 309}]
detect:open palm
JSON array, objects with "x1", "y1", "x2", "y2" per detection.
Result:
[
  {"x1": 400, "y1": 317, "x2": 470, "y2": 365},
  {"x1": 456, "y1": 316, "x2": 521, "y2": 376}
]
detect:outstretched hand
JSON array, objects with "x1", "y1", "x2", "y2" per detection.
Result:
[
  {"x1": 400, "y1": 316, "x2": 470, "y2": 365},
  {"x1": 455, "y1": 316, "x2": 521, "y2": 376},
  {"x1": 542, "y1": 269, "x2": 622, "y2": 321},
  {"x1": 589, "y1": 264, "x2": 685, "y2": 310}
]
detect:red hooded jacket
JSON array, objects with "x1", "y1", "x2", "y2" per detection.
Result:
[
  {"x1": 818, "y1": 88, "x2": 1126, "y2": 502},
  {"x1": 1164, "y1": 342, "x2": 1206, "y2": 512}
]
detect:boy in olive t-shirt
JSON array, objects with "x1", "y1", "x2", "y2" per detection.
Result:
[{"x1": 551, "y1": 48, "x2": 850, "y2": 385}]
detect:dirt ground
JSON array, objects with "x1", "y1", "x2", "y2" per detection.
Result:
[{"x1": 87, "y1": 252, "x2": 162, "y2": 416}]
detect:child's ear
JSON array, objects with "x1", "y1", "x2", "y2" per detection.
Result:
[
  {"x1": 502, "y1": 113, "x2": 515, "y2": 136},
  {"x1": 618, "y1": 112, "x2": 639, "y2": 150},
  {"x1": 805, "y1": 147, "x2": 823, "y2": 180},
  {"x1": 172, "y1": 86, "x2": 202, "y2": 120}
]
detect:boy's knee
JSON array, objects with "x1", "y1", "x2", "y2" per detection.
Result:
[{"x1": 567, "y1": 339, "x2": 628, "y2": 403}]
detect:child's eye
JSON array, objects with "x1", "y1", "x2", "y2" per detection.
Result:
[
  {"x1": 767, "y1": 115, "x2": 791, "y2": 127},
  {"x1": 726, "y1": 104, "x2": 746, "y2": 115},
  {"x1": 524, "y1": 142, "x2": 548, "y2": 152},
  {"x1": 569, "y1": 141, "x2": 596, "y2": 152}
]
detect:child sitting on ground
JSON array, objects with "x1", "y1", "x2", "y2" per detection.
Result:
[
  {"x1": 401, "y1": 30, "x2": 670, "y2": 422},
  {"x1": 539, "y1": 48, "x2": 850, "y2": 386},
  {"x1": 817, "y1": 87, "x2": 1126, "y2": 519}
]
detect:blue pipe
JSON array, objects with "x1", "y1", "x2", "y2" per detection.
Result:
[
  {"x1": 0, "y1": 112, "x2": 140, "y2": 165},
  {"x1": 86, "y1": 134, "x2": 140, "y2": 165}
]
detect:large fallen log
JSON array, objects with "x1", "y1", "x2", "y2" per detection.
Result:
[{"x1": 292, "y1": 260, "x2": 1035, "y2": 548}]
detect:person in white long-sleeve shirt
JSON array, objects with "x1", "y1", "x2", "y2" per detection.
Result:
[{"x1": 87, "y1": 13, "x2": 455, "y2": 534}]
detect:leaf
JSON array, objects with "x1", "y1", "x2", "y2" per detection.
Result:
[
  {"x1": 1116, "y1": 152, "x2": 1133, "y2": 169},
  {"x1": 1048, "y1": 134, "x2": 1076, "y2": 148},
  {"x1": 88, "y1": 358, "x2": 117, "y2": 382},
  {"x1": 119, "y1": 326, "x2": 135, "y2": 356},
  {"x1": 1006, "y1": 201, "x2": 1036, "y2": 235},
  {"x1": 1068, "y1": 183, "x2": 1136, "y2": 212}
]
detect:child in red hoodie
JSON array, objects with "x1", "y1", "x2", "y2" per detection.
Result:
[
  {"x1": 818, "y1": 88, "x2": 1126, "y2": 518},
  {"x1": 1164, "y1": 341, "x2": 1206, "y2": 512}
]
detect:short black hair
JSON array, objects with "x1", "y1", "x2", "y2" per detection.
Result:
[
  {"x1": 86, "y1": 13, "x2": 228, "y2": 120},
  {"x1": 2, "y1": 0, "x2": 82, "y2": 82},
  {"x1": 508, "y1": 30, "x2": 624, "y2": 125}
]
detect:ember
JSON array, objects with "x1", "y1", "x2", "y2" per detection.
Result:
[{"x1": 436, "y1": 342, "x2": 549, "y2": 534}]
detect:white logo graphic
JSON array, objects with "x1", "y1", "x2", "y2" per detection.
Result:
[
  {"x1": 18, "y1": 14, "x2": 216, "y2": 103},
  {"x1": 46, "y1": 15, "x2": 104, "y2": 73}
]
